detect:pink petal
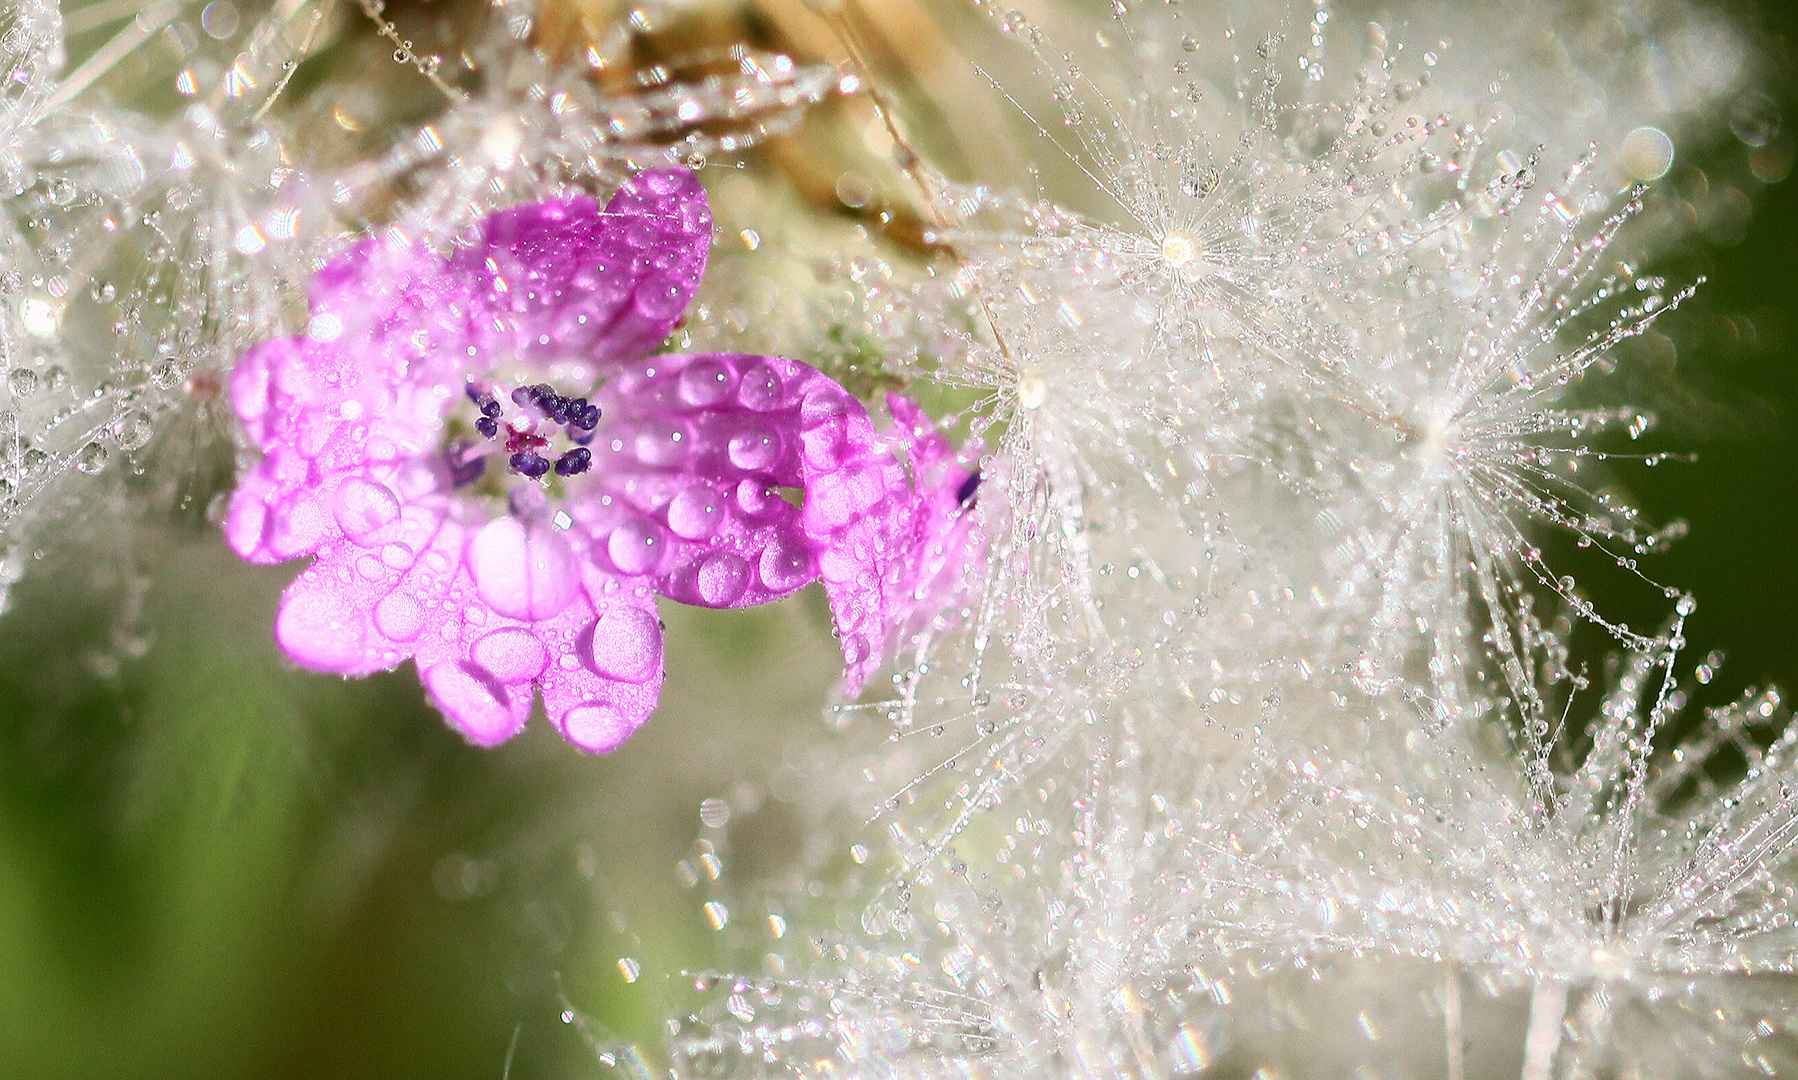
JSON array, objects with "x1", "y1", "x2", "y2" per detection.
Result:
[
  {"x1": 266, "y1": 500, "x2": 467, "y2": 675},
  {"x1": 465, "y1": 516, "x2": 582, "y2": 622},
  {"x1": 539, "y1": 589, "x2": 667, "y2": 753},
  {"x1": 457, "y1": 168, "x2": 711, "y2": 366},
  {"x1": 420, "y1": 661, "x2": 532, "y2": 747},
  {"x1": 580, "y1": 352, "x2": 827, "y2": 610}
]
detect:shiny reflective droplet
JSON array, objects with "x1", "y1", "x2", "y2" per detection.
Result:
[
  {"x1": 73, "y1": 441, "x2": 107, "y2": 474},
  {"x1": 563, "y1": 701, "x2": 630, "y2": 752},
  {"x1": 113, "y1": 411, "x2": 154, "y2": 451},
  {"x1": 584, "y1": 606, "x2": 662, "y2": 683},
  {"x1": 606, "y1": 517, "x2": 667, "y2": 575},
  {"x1": 373, "y1": 592, "x2": 425, "y2": 642},
  {"x1": 677, "y1": 357, "x2": 734, "y2": 407},
  {"x1": 695, "y1": 551, "x2": 750, "y2": 606},
  {"x1": 472, "y1": 627, "x2": 547, "y2": 683},
  {"x1": 726, "y1": 426, "x2": 781, "y2": 471},
  {"x1": 666, "y1": 485, "x2": 725, "y2": 540},
  {"x1": 332, "y1": 477, "x2": 401, "y2": 542},
  {"x1": 737, "y1": 362, "x2": 783, "y2": 410}
]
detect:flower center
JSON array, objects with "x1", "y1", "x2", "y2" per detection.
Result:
[
  {"x1": 1160, "y1": 230, "x2": 1199, "y2": 268},
  {"x1": 447, "y1": 380, "x2": 601, "y2": 490}
]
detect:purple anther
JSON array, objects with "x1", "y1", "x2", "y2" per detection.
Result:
[
  {"x1": 466, "y1": 383, "x2": 502, "y2": 418},
  {"x1": 511, "y1": 385, "x2": 537, "y2": 408},
  {"x1": 956, "y1": 469, "x2": 981, "y2": 508},
  {"x1": 510, "y1": 451, "x2": 552, "y2": 478},
  {"x1": 568, "y1": 426, "x2": 597, "y2": 446},
  {"x1": 474, "y1": 415, "x2": 499, "y2": 439},
  {"x1": 574, "y1": 403, "x2": 601, "y2": 431},
  {"x1": 554, "y1": 447, "x2": 592, "y2": 477},
  {"x1": 447, "y1": 444, "x2": 487, "y2": 488}
]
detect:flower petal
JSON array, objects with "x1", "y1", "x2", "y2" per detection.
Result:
[
  {"x1": 458, "y1": 167, "x2": 711, "y2": 366},
  {"x1": 265, "y1": 500, "x2": 467, "y2": 675},
  {"x1": 583, "y1": 352, "x2": 827, "y2": 609},
  {"x1": 420, "y1": 660, "x2": 532, "y2": 747},
  {"x1": 584, "y1": 351, "x2": 915, "y2": 691},
  {"x1": 539, "y1": 585, "x2": 666, "y2": 754}
]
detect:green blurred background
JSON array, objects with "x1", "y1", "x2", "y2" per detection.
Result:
[{"x1": 2, "y1": 0, "x2": 1796, "y2": 1076}]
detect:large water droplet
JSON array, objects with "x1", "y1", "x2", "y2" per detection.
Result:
[
  {"x1": 695, "y1": 551, "x2": 750, "y2": 606},
  {"x1": 678, "y1": 357, "x2": 734, "y2": 408},
  {"x1": 606, "y1": 517, "x2": 668, "y2": 575},
  {"x1": 73, "y1": 441, "x2": 107, "y2": 474},
  {"x1": 332, "y1": 477, "x2": 401, "y2": 542},
  {"x1": 563, "y1": 701, "x2": 631, "y2": 752},
  {"x1": 666, "y1": 485, "x2": 725, "y2": 540},
  {"x1": 737, "y1": 362, "x2": 783, "y2": 411},
  {"x1": 468, "y1": 516, "x2": 579, "y2": 621},
  {"x1": 726, "y1": 425, "x2": 781, "y2": 471},
  {"x1": 583, "y1": 606, "x2": 661, "y2": 683},
  {"x1": 374, "y1": 591, "x2": 425, "y2": 642},
  {"x1": 472, "y1": 627, "x2": 548, "y2": 683},
  {"x1": 113, "y1": 410, "x2": 154, "y2": 451},
  {"x1": 758, "y1": 532, "x2": 814, "y2": 592}
]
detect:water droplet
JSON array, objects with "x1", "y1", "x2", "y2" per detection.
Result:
[
  {"x1": 737, "y1": 363, "x2": 783, "y2": 410},
  {"x1": 726, "y1": 425, "x2": 782, "y2": 471},
  {"x1": 113, "y1": 411, "x2": 154, "y2": 450},
  {"x1": 678, "y1": 357, "x2": 735, "y2": 407},
  {"x1": 563, "y1": 701, "x2": 631, "y2": 751},
  {"x1": 582, "y1": 606, "x2": 662, "y2": 683},
  {"x1": 667, "y1": 485, "x2": 725, "y2": 540},
  {"x1": 6, "y1": 369, "x2": 38, "y2": 398},
  {"x1": 695, "y1": 551, "x2": 750, "y2": 605},
  {"x1": 73, "y1": 442, "x2": 107, "y2": 474}
]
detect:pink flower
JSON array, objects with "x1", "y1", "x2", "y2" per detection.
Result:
[
  {"x1": 226, "y1": 168, "x2": 916, "y2": 752},
  {"x1": 884, "y1": 394, "x2": 989, "y2": 648}
]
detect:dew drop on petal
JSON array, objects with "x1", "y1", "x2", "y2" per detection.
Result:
[
  {"x1": 695, "y1": 551, "x2": 750, "y2": 606},
  {"x1": 374, "y1": 591, "x2": 426, "y2": 642},
  {"x1": 667, "y1": 485, "x2": 725, "y2": 540},
  {"x1": 678, "y1": 356, "x2": 735, "y2": 407},
  {"x1": 735, "y1": 478, "x2": 784, "y2": 519},
  {"x1": 737, "y1": 362, "x2": 783, "y2": 411},
  {"x1": 634, "y1": 273, "x2": 688, "y2": 322},
  {"x1": 607, "y1": 517, "x2": 668, "y2": 575},
  {"x1": 726, "y1": 425, "x2": 782, "y2": 471},
  {"x1": 472, "y1": 627, "x2": 548, "y2": 683},
  {"x1": 333, "y1": 477, "x2": 401, "y2": 542},
  {"x1": 759, "y1": 532, "x2": 814, "y2": 592},
  {"x1": 563, "y1": 701, "x2": 632, "y2": 752},
  {"x1": 468, "y1": 517, "x2": 580, "y2": 621},
  {"x1": 633, "y1": 419, "x2": 694, "y2": 467},
  {"x1": 276, "y1": 585, "x2": 367, "y2": 671},
  {"x1": 583, "y1": 606, "x2": 662, "y2": 683}
]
